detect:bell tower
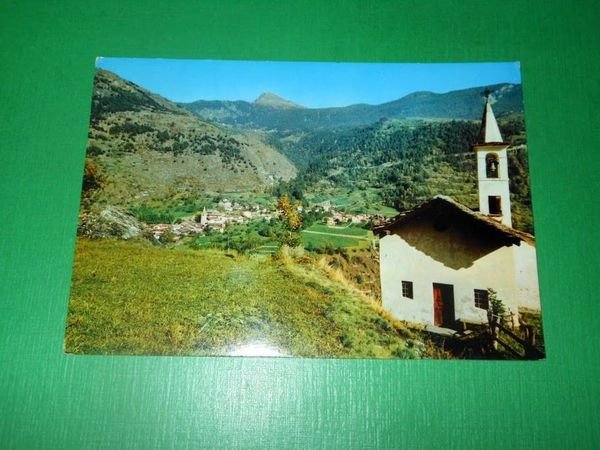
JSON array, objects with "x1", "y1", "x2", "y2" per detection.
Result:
[{"x1": 473, "y1": 90, "x2": 512, "y2": 228}]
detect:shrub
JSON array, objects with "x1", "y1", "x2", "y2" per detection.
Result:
[
  {"x1": 159, "y1": 230, "x2": 176, "y2": 244},
  {"x1": 87, "y1": 144, "x2": 104, "y2": 156},
  {"x1": 109, "y1": 122, "x2": 154, "y2": 135},
  {"x1": 81, "y1": 160, "x2": 105, "y2": 207}
]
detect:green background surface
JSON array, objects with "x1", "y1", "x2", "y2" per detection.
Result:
[{"x1": 1, "y1": 1, "x2": 598, "y2": 448}]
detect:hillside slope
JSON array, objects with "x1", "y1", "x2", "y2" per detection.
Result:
[
  {"x1": 85, "y1": 69, "x2": 297, "y2": 207},
  {"x1": 65, "y1": 239, "x2": 441, "y2": 358}
]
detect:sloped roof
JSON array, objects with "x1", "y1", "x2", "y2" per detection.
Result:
[{"x1": 374, "y1": 195, "x2": 535, "y2": 246}]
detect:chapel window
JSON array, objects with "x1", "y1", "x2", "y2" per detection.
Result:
[
  {"x1": 474, "y1": 289, "x2": 489, "y2": 310},
  {"x1": 486, "y1": 153, "x2": 499, "y2": 178}
]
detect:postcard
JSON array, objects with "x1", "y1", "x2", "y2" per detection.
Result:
[{"x1": 65, "y1": 58, "x2": 544, "y2": 359}]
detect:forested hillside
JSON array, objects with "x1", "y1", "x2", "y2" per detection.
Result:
[{"x1": 269, "y1": 114, "x2": 533, "y2": 233}]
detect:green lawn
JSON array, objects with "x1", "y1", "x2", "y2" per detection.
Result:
[
  {"x1": 305, "y1": 224, "x2": 370, "y2": 237},
  {"x1": 301, "y1": 223, "x2": 373, "y2": 249},
  {"x1": 65, "y1": 238, "x2": 428, "y2": 358},
  {"x1": 364, "y1": 204, "x2": 399, "y2": 217},
  {"x1": 301, "y1": 233, "x2": 365, "y2": 249}
]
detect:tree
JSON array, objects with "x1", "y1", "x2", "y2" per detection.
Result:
[
  {"x1": 276, "y1": 194, "x2": 302, "y2": 231},
  {"x1": 81, "y1": 159, "x2": 105, "y2": 207},
  {"x1": 486, "y1": 288, "x2": 513, "y2": 330},
  {"x1": 276, "y1": 194, "x2": 303, "y2": 246}
]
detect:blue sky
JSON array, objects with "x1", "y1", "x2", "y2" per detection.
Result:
[{"x1": 96, "y1": 58, "x2": 521, "y2": 108}]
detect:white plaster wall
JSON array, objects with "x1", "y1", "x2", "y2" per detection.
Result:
[
  {"x1": 380, "y1": 231, "x2": 522, "y2": 327},
  {"x1": 513, "y1": 242, "x2": 541, "y2": 310},
  {"x1": 380, "y1": 234, "x2": 432, "y2": 325}
]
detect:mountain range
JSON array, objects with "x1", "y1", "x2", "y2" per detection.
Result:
[{"x1": 179, "y1": 83, "x2": 522, "y2": 131}]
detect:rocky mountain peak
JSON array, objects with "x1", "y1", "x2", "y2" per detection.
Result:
[{"x1": 254, "y1": 92, "x2": 303, "y2": 109}]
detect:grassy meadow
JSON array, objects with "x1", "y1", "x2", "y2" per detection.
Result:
[
  {"x1": 305, "y1": 224, "x2": 370, "y2": 236},
  {"x1": 65, "y1": 238, "x2": 438, "y2": 358},
  {"x1": 300, "y1": 224, "x2": 373, "y2": 250}
]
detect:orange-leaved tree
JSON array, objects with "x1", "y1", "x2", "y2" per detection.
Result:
[{"x1": 276, "y1": 194, "x2": 302, "y2": 246}]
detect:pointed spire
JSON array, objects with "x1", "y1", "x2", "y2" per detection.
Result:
[{"x1": 478, "y1": 90, "x2": 505, "y2": 144}]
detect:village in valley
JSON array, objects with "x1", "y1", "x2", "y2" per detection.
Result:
[{"x1": 149, "y1": 197, "x2": 382, "y2": 242}]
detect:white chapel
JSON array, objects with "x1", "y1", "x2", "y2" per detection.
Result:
[{"x1": 376, "y1": 93, "x2": 541, "y2": 329}]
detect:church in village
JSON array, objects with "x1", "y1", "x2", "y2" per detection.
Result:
[{"x1": 376, "y1": 94, "x2": 541, "y2": 330}]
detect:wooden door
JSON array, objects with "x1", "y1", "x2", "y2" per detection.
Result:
[
  {"x1": 433, "y1": 285, "x2": 443, "y2": 326},
  {"x1": 433, "y1": 283, "x2": 455, "y2": 327}
]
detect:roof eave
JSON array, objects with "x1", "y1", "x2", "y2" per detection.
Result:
[{"x1": 375, "y1": 196, "x2": 535, "y2": 245}]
